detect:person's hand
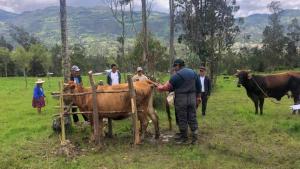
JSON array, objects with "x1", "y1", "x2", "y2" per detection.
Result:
[{"x1": 196, "y1": 97, "x2": 201, "y2": 108}]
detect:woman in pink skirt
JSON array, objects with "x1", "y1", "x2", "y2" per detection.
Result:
[{"x1": 32, "y1": 79, "x2": 46, "y2": 113}]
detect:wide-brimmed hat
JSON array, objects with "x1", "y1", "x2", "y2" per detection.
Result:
[
  {"x1": 35, "y1": 79, "x2": 45, "y2": 84},
  {"x1": 71, "y1": 65, "x2": 80, "y2": 71},
  {"x1": 137, "y1": 67, "x2": 143, "y2": 72}
]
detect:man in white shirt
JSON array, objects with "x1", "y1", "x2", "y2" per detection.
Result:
[
  {"x1": 107, "y1": 64, "x2": 121, "y2": 85},
  {"x1": 198, "y1": 66, "x2": 211, "y2": 116}
]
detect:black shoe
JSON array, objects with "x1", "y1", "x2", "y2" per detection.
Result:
[
  {"x1": 191, "y1": 131, "x2": 198, "y2": 145},
  {"x1": 175, "y1": 137, "x2": 188, "y2": 144},
  {"x1": 173, "y1": 132, "x2": 181, "y2": 139}
]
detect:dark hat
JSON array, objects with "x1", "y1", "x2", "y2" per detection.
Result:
[
  {"x1": 173, "y1": 59, "x2": 185, "y2": 67},
  {"x1": 199, "y1": 66, "x2": 206, "y2": 71}
]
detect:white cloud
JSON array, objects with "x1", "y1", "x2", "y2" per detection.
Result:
[{"x1": 0, "y1": 0, "x2": 298, "y2": 16}]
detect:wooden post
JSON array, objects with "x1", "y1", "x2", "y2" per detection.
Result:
[
  {"x1": 88, "y1": 71, "x2": 100, "y2": 145},
  {"x1": 127, "y1": 75, "x2": 140, "y2": 145},
  {"x1": 59, "y1": 81, "x2": 66, "y2": 144}
]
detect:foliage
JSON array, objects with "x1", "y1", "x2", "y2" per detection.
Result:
[
  {"x1": 126, "y1": 32, "x2": 169, "y2": 73},
  {"x1": 0, "y1": 47, "x2": 11, "y2": 76},
  {"x1": 9, "y1": 25, "x2": 40, "y2": 51},
  {"x1": 175, "y1": 0, "x2": 240, "y2": 85}
]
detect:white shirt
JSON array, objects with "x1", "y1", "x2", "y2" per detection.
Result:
[
  {"x1": 200, "y1": 76, "x2": 205, "y2": 92},
  {"x1": 111, "y1": 72, "x2": 119, "y2": 85}
]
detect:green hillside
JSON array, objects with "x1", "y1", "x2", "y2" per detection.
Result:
[{"x1": 0, "y1": 6, "x2": 300, "y2": 46}]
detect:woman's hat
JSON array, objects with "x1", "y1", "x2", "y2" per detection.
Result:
[{"x1": 35, "y1": 79, "x2": 45, "y2": 84}]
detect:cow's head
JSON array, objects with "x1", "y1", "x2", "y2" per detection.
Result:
[
  {"x1": 63, "y1": 81, "x2": 76, "y2": 105},
  {"x1": 235, "y1": 69, "x2": 252, "y2": 87}
]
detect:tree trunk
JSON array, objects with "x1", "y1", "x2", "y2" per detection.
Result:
[
  {"x1": 141, "y1": 0, "x2": 149, "y2": 73},
  {"x1": 60, "y1": 0, "x2": 70, "y2": 83},
  {"x1": 4, "y1": 63, "x2": 7, "y2": 77},
  {"x1": 169, "y1": 0, "x2": 175, "y2": 71},
  {"x1": 23, "y1": 69, "x2": 27, "y2": 88}
]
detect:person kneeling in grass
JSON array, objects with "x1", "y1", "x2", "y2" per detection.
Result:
[{"x1": 32, "y1": 79, "x2": 46, "y2": 113}]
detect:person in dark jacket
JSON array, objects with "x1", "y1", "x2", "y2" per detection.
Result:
[
  {"x1": 107, "y1": 64, "x2": 121, "y2": 85},
  {"x1": 157, "y1": 59, "x2": 201, "y2": 144},
  {"x1": 198, "y1": 66, "x2": 211, "y2": 116},
  {"x1": 70, "y1": 65, "x2": 89, "y2": 125}
]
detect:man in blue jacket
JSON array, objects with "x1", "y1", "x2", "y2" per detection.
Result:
[{"x1": 157, "y1": 59, "x2": 201, "y2": 144}]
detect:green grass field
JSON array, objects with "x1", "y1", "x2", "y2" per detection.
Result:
[{"x1": 0, "y1": 75, "x2": 299, "y2": 169}]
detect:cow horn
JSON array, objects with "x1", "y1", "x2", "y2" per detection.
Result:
[
  {"x1": 64, "y1": 83, "x2": 69, "y2": 86},
  {"x1": 247, "y1": 69, "x2": 251, "y2": 73},
  {"x1": 236, "y1": 69, "x2": 240, "y2": 72}
]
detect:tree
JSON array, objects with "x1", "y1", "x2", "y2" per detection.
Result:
[
  {"x1": 70, "y1": 43, "x2": 88, "y2": 74},
  {"x1": 60, "y1": 0, "x2": 70, "y2": 82},
  {"x1": 175, "y1": 0, "x2": 240, "y2": 86},
  {"x1": 28, "y1": 44, "x2": 52, "y2": 76},
  {"x1": 261, "y1": 1, "x2": 287, "y2": 70},
  {"x1": 106, "y1": 0, "x2": 131, "y2": 71},
  {"x1": 0, "y1": 47, "x2": 11, "y2": 77},
  {"x1": 126, "y1": 32, "x2": 169, "y2": 73},
  {"x1": 286, "y1": 18, "x2": 300, "y2": 67},
  {"x1": 50, "y1": 44, "x2": 62, "y2": 76},
  {"x1": 169, "y1": 0, "x2": 175, "y2": 71},
  {"x1": 9, "y1": 25, "x2": 39, "y2": 51},
  {"x1": 11, "y1": 47, "x2": 32, "y2": 88},
  {"x1": 141, "y1": 0, "x2": 149, "y2": 73},
  {"x1": 0, "y1": 36, "x2": 13, "y2": 51}
]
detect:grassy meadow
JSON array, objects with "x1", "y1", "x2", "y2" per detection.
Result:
[{"x1": 0, "y1": 75, "x2": 299, "y2": 169}]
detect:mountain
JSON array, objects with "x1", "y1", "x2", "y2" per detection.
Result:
[
  {"x1": 0, "y1": 7, "x2": 300, "y2": 46},
  {"x1": 0, "y1": 6, "x2": 169, "y2": 45}
]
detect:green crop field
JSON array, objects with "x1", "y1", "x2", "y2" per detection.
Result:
[{"x1": 0, "y1": 75, "x2": 299, "y2": 169}]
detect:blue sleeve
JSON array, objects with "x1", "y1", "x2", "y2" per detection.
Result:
[{"x1": 169, "y1": 73, "x2": 182, "y2": 89}]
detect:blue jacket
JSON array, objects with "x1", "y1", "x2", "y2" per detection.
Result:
[{"x1": 33, "y1": 85, "x2": 45, "y2": 99}]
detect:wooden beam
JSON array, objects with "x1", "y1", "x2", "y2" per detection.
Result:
[
  {"x1": 59, "y1": 81, "x2": 66, "y2": 144},
  {"x1": 127, "y1": 75, "x2": 140, "y2": 145},
  {"x1": 88, "y1": 71, "x2": 100, "y2": 145}
]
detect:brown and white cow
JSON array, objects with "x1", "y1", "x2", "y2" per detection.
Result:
[
  {"x1": 63, "y1": 80, "x2": 160, "y2": 139},
  {"x1": 235, "y1": 70, "x2": 300, "y2": 115}
]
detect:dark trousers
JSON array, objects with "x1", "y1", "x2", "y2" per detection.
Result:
[
  {"x1": 72, "y1": 107, "x2": 88, "y2": 122},
  {"x1": 175, "y1": 93, "x2": 198, "y2": 137},
  {"x1": 200, "y1": 92, "x2": 208, "y2": 115}
]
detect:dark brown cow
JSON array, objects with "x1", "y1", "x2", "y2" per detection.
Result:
[
  {"x1": 235, "y1": 70, "x2": 300, "y2": 115},
  {"x1": 63, "y1": 80, "x2": 160, "y2": 139}
]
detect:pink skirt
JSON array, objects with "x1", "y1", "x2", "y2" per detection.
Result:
[{"x1": 32, "y1": 97, "x2": 45, "y2": 108}]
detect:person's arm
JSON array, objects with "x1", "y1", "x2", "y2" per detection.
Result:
[
  {"x1": 33, "y1": 87, "x2": 39, "y2": 99},
  {"x1": 195, "y1": 74, "x2": 201, "y2": 107},
  {"x1": 157, "y1": 81, "x2": 173, "y2": 92},
  {"x1": 106, "y1": 73, "x2": 111, "y2": 85},
  {"x1": 118, "y1": 72, "x2": 121, "y2": 83}
]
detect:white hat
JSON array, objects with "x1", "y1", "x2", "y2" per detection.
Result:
[
  {"x1": 71, "y1": 65, "x2": 80, "y2": 71},
  {"x1": 137, "y1": 67, "x2": 143, "y2": 71},
  {"x1": 35, "y1": 79, "x2": 45, "y2": 84}
]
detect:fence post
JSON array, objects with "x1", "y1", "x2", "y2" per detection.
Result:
[
  {"x1": 59, "y1": 81, "x2": 66, "y2": 144},
  {"x1": 88, "y1": 71, "x2": 100, "y2": 145},
  {"x1": 127, "y1": 75, "x2": 140, "y2": 145}
]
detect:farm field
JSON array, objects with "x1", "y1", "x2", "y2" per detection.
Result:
[{"x1": 0, "y1": 75, "x2": 299, "y2": 169}]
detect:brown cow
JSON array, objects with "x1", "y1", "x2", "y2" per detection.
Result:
[
  {"x1": 63, "y1": 80, "x2": 160, "y2": 139},
  {"x1": 235, "y1": 70, "x2": 300, "y2": 115}
]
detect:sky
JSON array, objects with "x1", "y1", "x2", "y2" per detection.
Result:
[{"x1": 0, "y1": 0, "x2": 299, "y2": 17}]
